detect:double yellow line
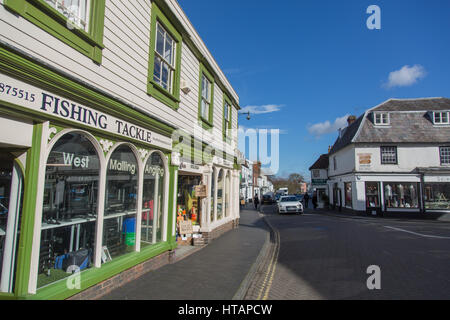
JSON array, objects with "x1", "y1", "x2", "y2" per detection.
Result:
[{"x1": 257, "y1": 218, "x2": 280, "y2": 300}]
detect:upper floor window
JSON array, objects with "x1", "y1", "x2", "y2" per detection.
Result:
[
  {"x1": 44, "y1": 0, "x2": 90, "y2": 31},
  {"x1": 381, "y1": 146, "x2": 398, "y2": 164},
  {"x1": 4, "y1": 0, "x2": 105, "y2": 63},
  {"x1": 147, "y1": 1, "x2": 182, "y2": 110},
  {"x1": 333, "y1": 157, "x2": 337, "y2": 170},
  {"x1": 198, "y1": 63, "x2": 214, "y2": 128},
  {"x1": 153, "y1": 22, "x2": 176, "y2": 92},
  {"x1": 374, "y1": 112, "x2": 389, "y2": 126},
  {"x1": 433, "y1": 112, "x2": 450, "y2": 125},
  {"x1": 440, "y1": 147, "x2": 450, "y2": 165},
  {"x1": 200, "y1": 75, "x2": 211, "y2": 120},
  {"x1": 312, "y1": 170, "x2": 320, "y2": 178}
]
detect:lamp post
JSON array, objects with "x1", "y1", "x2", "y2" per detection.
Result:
[{"x1": 239, "y1": 111, "x2": 251, "y2": 121}]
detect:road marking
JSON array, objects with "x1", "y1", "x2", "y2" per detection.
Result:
[
  {"x1": 256, "y1": 216, "x2": 280, "y2": 300},
  {"x1": 384, "y1": 226, "x2": 450, "y2": 239}
]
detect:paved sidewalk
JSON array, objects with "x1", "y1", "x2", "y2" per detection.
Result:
[{"x1": 100, "y1": 207, "x2": 269, "y2": 300}]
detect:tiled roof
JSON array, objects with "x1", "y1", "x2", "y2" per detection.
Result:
[
  {"x1": 329, "y1": 98, "x2": 450, "y2": 155},
  {"x1": 309, "y1": 154, "x2": 329, "y2": 170}
]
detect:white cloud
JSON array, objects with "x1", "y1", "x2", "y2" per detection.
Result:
[
  {"x1": 384, "y1": 64, "x2": 426, "y2": 88},
  {"x1": 307, "y1": 114, "x2": 350, "y2": 138},
  {"x1": 239, "y1": 104, "x2": 282, "y2": 115}
]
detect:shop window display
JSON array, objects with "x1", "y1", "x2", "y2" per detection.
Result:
[
  {"x1": 103, "y1": 145, "x2": 138, "y2": 260},
  {"x1": 0, "y1": 153, "x2": 23, "y2": 293},
  {"x1": 345, "y1": 182, "x2": 352, "y2": 207},
  {"x1": 365, "y1": 182, "x2": 380, "y2": 208},
  {"x1": 141, "y1": 153, "x2": 165, "y2": 246},
  {"x1": 210, "y1": 168, "x2": 215, "y2": 222},
  {"x1": 177, "y1": 175, "x2": 201, "y2": 234},
  {"x1": 424, "y1": 183, "x2": 450, "y2": 210},
  {"x1": 38, "y1": 133, "x2": 99, "y2": 288},
  {"x1": 225, "y1": 172, "x2": 230, "y2": 217},
  {"x1": 384, "y1": 182, "x2": 419, "y2": 209},
  {"x1": 217, "y1": 170, "x2": 224, "y2": 220}
]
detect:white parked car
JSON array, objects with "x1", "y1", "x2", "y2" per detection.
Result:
[{"x1": 277, "y1": 195, "x2": 303, "y2": 215}]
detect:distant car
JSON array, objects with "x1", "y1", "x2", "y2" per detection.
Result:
[
  {"x1": 262, "y1": 193, "x2": 275, "y2": 204},
  {"x1": 277, "y1": 196, "x2": 303, "y2": 215}
]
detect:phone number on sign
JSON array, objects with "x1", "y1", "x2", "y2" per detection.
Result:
[{"x1": 0, "y1": 82, "x2": 36, "y2": 102}]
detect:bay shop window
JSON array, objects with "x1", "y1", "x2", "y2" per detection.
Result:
[{"x1": 37, "y1": 132, "x2": 168, "y2": 289}]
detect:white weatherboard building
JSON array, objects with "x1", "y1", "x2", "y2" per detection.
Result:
[
  {"x1": 327, "y1": 98, "x2": 450, "y2": 217},
  {"x1": 0, "y1": 0, "x2": 241, "y2": 299}
]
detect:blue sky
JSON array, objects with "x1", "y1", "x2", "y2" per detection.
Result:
[{"x1": 177, "y1": 0, "x2": 450, "y2": 180}]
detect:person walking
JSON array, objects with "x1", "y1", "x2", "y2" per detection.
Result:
[
  {"x1": 303, "y1": 192, "x2": 309, "y2": 209},
  {"x1": 312, "y1": 193, "x2": 318, "y2": 209},
  {"x1": 254, "y1": 194, "x2": 259, "y2": 210}
]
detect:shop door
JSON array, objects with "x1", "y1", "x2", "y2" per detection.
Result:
[
  {"x1": 0, "y1": 152, "x2": 23, "y2": 293},
  {"x1": 365, "y1": 182, "x2": 381, "y2": 215}
]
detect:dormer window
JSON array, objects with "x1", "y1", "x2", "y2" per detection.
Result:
[
  {"x1": 374, "y1": 112, "x2": 389, "y2": 126},
  {"x1": 433, "y1": 111, "x2": 449, "y2": 125}
]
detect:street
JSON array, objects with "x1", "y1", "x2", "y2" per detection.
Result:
[{"x1": 257, "y1": 204, "x2": 450, "y2": 300}]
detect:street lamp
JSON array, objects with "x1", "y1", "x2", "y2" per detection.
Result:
[{"x1": 239, "y1": 111, "x2": 251, "y2": 121}]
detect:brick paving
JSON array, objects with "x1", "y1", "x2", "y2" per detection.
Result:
[{"x1": 100, "y1": 206, "x2": 269, "y2": 300}]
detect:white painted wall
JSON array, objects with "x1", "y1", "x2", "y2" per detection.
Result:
[
  {"x1": 0, "y1": 0, "x2": 238, "y2": 152},
  {"x1": 328, "y1": 145, "x2": 356, "y2": 177},
  {"x1": 356, "y1": 144, "x2": 445, "y2": 172}
]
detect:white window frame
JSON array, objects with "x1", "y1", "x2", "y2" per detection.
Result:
[
  {"x1": 381, "y1": 146, "x2": 398, "y2": 165},
  {"x1": 44, "y1": 0, "x2": 91, "y2": 32},
  {"x1": 440, "y1": 146, "x2": 450, "y2": 165},
  {"x1": 153, "y1": 22, "x2": 176, "y2": 93},
  {"x1": 224, "y1": 102, "x2": 231, "y2": 137},
  {"x1": 201, "y1": 74, "x2": 211, "y2": 120},
  {"x1": 433, "y1": 111, "x2": 450, "y2": 125},
  {"x1": 374, "y1": 112, "x2": 390, "y2": 126}
]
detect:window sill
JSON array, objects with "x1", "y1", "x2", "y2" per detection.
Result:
[
  {"x1": 148, "y1": 80, "x2": 180, "y2": 110},
  {"x1": 199, "y1": 116, "x2": 213, "y2": 129}
]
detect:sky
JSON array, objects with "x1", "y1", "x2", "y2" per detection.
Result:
[{"x1": 177, "y1": 0, "x2": 450, "y2": 180}]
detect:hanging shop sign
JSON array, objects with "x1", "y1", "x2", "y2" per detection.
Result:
[
  {"x1": 178, "y1": 220, "x2": 193, "y2": 235},
  {"x1": 194, "y1": 185, "x2": 207, "y2": 198},
  {"x1": 0, "y1": 73, "x2": 172, "y2": 150}
]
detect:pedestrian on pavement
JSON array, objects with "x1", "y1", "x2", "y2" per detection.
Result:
[
  {"x1": 312, "y1": 193, "x2": 318, "y2": 209},
  {"x1": 303, "y1": 192, "x2": 309, "y2": 209},
  {"x1": 254, "y1": 195, "x2": 259, "y2": 210},
  {"x1": 240, "y1": 197, "x2": 245, "y2": 210}
]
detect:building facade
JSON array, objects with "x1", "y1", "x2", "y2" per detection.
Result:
[
  {"x1": 240, "y1": 159, "x2": 253, "y2": 202},
  {"x1": 309, "y1": 154, "x2": 329, "y2": 208},
  {"x1": 327, "y1": 98, "x2": 450, "y2": 216},
  {"x1": 0, "y1": 0, "x2": 240, "y2": 299}
]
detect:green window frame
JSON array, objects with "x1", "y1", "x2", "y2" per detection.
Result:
[
  {"x1": 223, "y1": 94, "x2": 232, "y2": 142},
  {"x1": 4, "y1": 0, "x2": 105, "y2": 64},
  {"x1": 198, "y1": 63, "x2": 214, "y2": 129},
  {"x1": 147, "y1": 1, "x2": 182, "y2": 110}
]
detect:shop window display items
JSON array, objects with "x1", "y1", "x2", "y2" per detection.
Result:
[
  {"x1": 424, "y1": 183, "x2": 450, "y2": 210},
  {"x1": 141, "y1": 153, "x2": 165, "y2": 247},
  {"x1": 176, "y1": 175, "x2": 201, "y2": 242},
  {"x1": 384, "y1": 183, "x2": 419, "y2": 209},
  {"x1": 39, "y1": 133, "x2": 99, "y2": 288},
  {"x1": 103, "y1": 145, "x2": 138, "y2": 260}
]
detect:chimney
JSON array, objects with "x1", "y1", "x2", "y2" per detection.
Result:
[
  {"x1": 328, "y1": 146, "x2": 331, "y2": 153},
  {"x1": 347, "y1": 115, "x2": 357, "y2": 126}
]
